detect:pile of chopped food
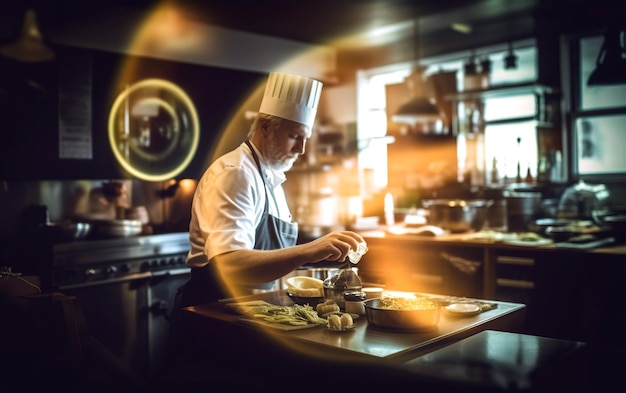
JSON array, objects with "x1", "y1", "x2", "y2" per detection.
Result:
[
  {"x1": 378, "y1": 295, "x2": 437, "y2": 311},
  {"x1": 243, "y1": 303, "x2": 328, "y2": 326}
]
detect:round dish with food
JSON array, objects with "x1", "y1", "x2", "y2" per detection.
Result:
[{"x1": 364, "y1": 296, "x2": 440, "y2": 331}]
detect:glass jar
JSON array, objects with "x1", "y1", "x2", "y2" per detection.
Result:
[
  {"x1": 344, "y1": 291, "x2": 367, "y2": 315},
  {"x1": 323, "y1": 263, "x2": 362, "y2": 311}
]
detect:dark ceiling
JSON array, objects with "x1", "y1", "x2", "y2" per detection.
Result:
[
  {"x1": 114, "y1": 0, "x2": 540, "y2": 52},
  {"x1": 3, "y1": 0, "x2": 617, "y2": 70},
  {"x1": 159, "y1": 0, "x2": 484, "y2": 45},
  {"x1": 1, "y1": 0, "x2": 541, "y2": 55}
]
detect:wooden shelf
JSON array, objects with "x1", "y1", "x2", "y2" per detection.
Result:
[{"x1": 445, "y1": 82, "x2": 558, "y2": 102}]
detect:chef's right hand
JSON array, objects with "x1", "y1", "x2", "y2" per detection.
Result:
[{"x1": 303, "y1": 231, "x2": 365, "y2": 263}]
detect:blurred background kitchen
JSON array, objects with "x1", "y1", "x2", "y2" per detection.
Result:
[
  {"x1": 1, "y1": 0, "x2": 625, "y2": 242},
  {"x1": 1, "y1": 0, "x2": 626, "y2": 388}
]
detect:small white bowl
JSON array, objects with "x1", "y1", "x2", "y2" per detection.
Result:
[{"x1": 445, "y1": 303, "x2": 481, "y2": 316}]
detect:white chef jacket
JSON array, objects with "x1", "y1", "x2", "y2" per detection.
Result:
[{"x1": 186, "y1": 141, "x2": 293, "y2": 268}]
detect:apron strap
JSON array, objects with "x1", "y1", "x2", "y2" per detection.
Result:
[{"x1": 245, "y1": 140, "x2": 282, "y2": 216}]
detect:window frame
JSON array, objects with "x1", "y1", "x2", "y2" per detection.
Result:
[{"x1": 566, "y1": 30, "x2": 626, "y2": 182}]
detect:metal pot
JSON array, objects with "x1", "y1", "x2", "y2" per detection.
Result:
[
  {"x1": 505, "y1": 191, "x2": 542, "y2": 232},
  {"x1": 422, "y1": 199, "x2": 493, "y2": 233}
]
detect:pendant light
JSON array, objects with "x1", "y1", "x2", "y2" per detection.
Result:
[
  {"x1": 0, "y1": 9, "x2": 55, "y2": 63},
  {"x1": 587, "y1": 27, "x2": 626, "y2": 86},
  {"x1": 391, "y1": 17, "x2": 441, "y2": 125},
  {"x1": 504, "y1": 41, "x2": 518, "y2": 70}
]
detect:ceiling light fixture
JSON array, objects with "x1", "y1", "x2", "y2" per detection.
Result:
[
  {"x1": 0, "y1": 8, "x2": 55, "y2": 63},
  {"x1": 392, "y1": 17, "x2": 441, "y2": 125},
  {"x1": 451, "y1": 23, "x2": 473, "y2": 34},
  {"x1": 587, "y1": 27, "x2": 626, "y2": 86}
]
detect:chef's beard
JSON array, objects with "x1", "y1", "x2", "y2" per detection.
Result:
[
  {"x1": 265, "y1": 135, "x2": 299, "y2": 172},
  {"x1": 267, "y1": 154, "x2": 298, "y2": 172}
]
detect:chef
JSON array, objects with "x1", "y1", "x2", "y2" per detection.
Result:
[{"x1": 177, "y1": 72, "x2": 365, "y2": 307}]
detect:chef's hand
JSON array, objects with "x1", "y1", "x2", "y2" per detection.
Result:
[{"x1": 302, "y1": 231, "x2": 365, "y2": 263}]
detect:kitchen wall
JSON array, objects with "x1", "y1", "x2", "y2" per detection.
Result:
[
  {"x1": 0, "y1": 2, "x2": 341, "y2": 242},
  {"x1": 2, "y1": 1, "x2": 625, "y2": 245}
]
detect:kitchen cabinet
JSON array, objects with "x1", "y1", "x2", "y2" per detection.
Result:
[
  {"x1": 358, "y1": 236, "x2": 485, "y2": 298},
  {"x1": 359, "y1": 231, "x2": 626, "y2": 344},
  {"x1": 492, "y1": 250, "x2": 537, "y2": 304}
]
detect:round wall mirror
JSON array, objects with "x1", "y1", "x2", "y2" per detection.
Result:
[{"x1": 108, "y1": 78, "x2": 200, "y2": 181}]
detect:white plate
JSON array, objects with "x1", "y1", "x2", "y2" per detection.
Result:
[{"x1": 445, "y1": 303, "x2": 482, "y2": 316}]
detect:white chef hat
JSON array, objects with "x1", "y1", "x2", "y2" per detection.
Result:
[{"x1": 258, "y1": 72, "x2": 323, "y2": 129}]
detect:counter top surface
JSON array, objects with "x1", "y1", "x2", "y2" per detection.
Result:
[
  {"x1": 183, "y1": 290, "x2": 526, "y2": 364},
  {"x1": 359, "y1": 228, "x2": 626, "y2": 255}
]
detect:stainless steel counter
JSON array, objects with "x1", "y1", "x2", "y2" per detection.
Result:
[{"x1": 181, "y1": 290, "x2": 525, "y2": 364}]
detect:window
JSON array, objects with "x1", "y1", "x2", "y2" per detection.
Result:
[
  {"x1": 571, "y1": 33, "x2": 626, "y2": 178},
  {"x1": 356, "y1": 67, "x2": 408, "y2": 192},
  {"x1": 357, "y1": 41, "x2": 538, "y2": 188}
]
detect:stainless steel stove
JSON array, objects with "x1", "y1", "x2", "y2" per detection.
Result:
[
  {"x1": 51, "y1": 232, "x2": 191, "y2": 382},
  {"x1": 52, "y1": 232, "x2": 190, "y2": 289}
]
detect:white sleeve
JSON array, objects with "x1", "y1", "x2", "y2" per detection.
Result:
[{"x1": 200, "y1": 164, "x2": 264, "y2": 261}]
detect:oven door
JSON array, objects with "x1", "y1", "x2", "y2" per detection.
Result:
[
  {"x1": 61, "y1": 267, "x2": 191, "y2": 381},
  {"x1": 60, "y1": 272, "x2": 152, "y2": 380},
  {"x1": 147, "y1": 267, "x2": 190, "y2": 377}
]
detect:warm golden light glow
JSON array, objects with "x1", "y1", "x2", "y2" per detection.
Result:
[
  {"x1": 111, "y1": 2, "x2": 406, "y2": 358},
  {"x1": 177, "y1": 178, "x2": 196, "y2": 193},
  {"x1": 383, "y1": 291, "x2": 417, "y2": 299}
]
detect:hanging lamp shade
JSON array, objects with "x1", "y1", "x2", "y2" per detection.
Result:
[
  {"x1": 392, "y1": 65, "x2": 441, "y2": 125},
  {"x1": 392, "y1": 96, "x2": 441, "y2": 124},
  {"x1": 0, "y1": 9, "x2": 55, "y2": 63},
  {"x1": 587, "y1": 27, "x2": 626, "y2": 86},
  {"x1": 392, "y1": 16, "x2": 442, "y2": 126}
]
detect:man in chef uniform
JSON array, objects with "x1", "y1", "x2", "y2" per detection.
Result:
[{"x1": 178, "y1": 72, "x2": 365, "y2": 307}]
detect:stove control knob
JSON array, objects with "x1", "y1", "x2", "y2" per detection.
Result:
[
  {"x1": 106, "y1": 265, "x2": 118, "y2": 274},
  {"x1": 85, "y1": 268, "x2": 96, "y2": 277}
]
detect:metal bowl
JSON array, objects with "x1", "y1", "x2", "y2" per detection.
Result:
[
  {"x1": 286, "y1": 292, "x2": 325, "y2": 306},
  {"x1": 423, "y1": 199, "x2": 493, "y2": 233},
  {"x1": 364, "y1": 298, "x2": 440, "y2": 331}
]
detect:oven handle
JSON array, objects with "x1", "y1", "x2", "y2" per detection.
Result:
[
  {"x1": 59, "y1": 271, "x2": 153, "y2": 290},
  {"x1": 151, "y1": 267, "x2": 191, "y2": 277}
]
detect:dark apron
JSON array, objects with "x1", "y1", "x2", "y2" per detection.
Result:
[{"x1": 177, "y1": 140, "x2": 298, "y2": 307}]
